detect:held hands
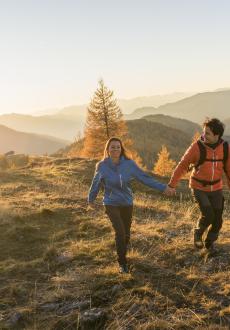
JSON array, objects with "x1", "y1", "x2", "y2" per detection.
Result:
[{"x1": 163, "y1": 185, "x2": 176, "y2": 196}]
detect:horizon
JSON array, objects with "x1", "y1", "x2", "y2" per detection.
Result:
[
  {"x1": 1, "y1": 0, "x2": 230, "y2": 115},
  {"x1": 1, "y1": 87, "x2": 229, "y2": 116}
]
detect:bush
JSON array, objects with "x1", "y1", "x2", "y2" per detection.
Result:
[{"x1": 7, "y1": 154, "x2": 29, "y2": 168}]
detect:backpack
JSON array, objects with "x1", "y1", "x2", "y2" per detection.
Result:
[{"x1": 191, "y1": 140, "x2": 229, "y2": 172}]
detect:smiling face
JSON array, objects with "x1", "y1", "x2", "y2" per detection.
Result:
[
  {"x1": 203, "y1": 126, "x2": 219, "y2": 144},
  {"x1": 108, "y1": 140, "x2": 122, "y2": 160}
]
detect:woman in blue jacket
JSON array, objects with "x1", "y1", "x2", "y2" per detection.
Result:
[{"x1": 88, "y1": 137, "x2": 173, "y2": 273}]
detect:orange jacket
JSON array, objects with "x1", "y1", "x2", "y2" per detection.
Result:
[{"x1": 169, "y1": 140, "x2": 230, "y2": 191}]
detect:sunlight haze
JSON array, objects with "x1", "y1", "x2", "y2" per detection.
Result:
[{"x1": 0, "y1": 0, "x2": 230, "y2": 114}]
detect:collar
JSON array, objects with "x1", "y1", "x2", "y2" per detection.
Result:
[
  {"x1": 106, "y1": 156, "x2": 125, "y2": 167},
  {"x1": 200, "y1": 137, "x2": 223, "y2": 150}
]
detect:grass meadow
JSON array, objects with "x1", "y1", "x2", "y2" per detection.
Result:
[{"x1": 0, "y1": 158, "x2": 230, "y2": 329}]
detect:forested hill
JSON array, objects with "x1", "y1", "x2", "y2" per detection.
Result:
[
  {"x1": 142, "y1": 114, "x2": 201, "y2": 138},
  {"x1": 127, "y1": 119, "x2": 192, "y2": 169}
]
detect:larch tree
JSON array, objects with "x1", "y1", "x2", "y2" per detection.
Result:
[
  {"x1": 82, "y1": 79, "x2": 128, "y2": 159},
  {"x1": 153, "y1": 145, "x2": 176, "y2": 177},
  {"x1": 192, "y1": 131, "x2": 201, "y2": 143}
]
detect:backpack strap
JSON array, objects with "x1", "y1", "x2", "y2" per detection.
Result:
[
  {"x1": 191, "y1": 177, "x2": 221, "y2": 186},
  {"x1": 187, "y1": 140, "x2": 206, "y2": 172},
  {"x1": 194, "y1": 140, "x2": 206, "y2": 170}
]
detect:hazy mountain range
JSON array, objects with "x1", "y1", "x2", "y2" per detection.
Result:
[
  {"x1": 1, "y1": 89, "x2": 230, "y2": 157},
  {"x1": 0, "y1": 113, "x2": 83, "y2": 142},
  {"x1": 125, "y1": 90, "x2": 230, "y2": 123},
  {"x1": 156, "y1": 90, "x2": 230, "y2": 124},
  {"x1": 117, "y1": 92, "x2": 194, "y2": 113},
  {"x1": 33, "y1": 92, "x2": 194, "y2": 116},
  {"x1": 0, "y1": 90, "x2": 230, "y2": 142},
  {"x1": 0, "y1": 125, "x2": 68, "y2": 155}
]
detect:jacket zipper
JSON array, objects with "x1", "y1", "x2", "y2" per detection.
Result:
[{"x1": 119, "y1": 174, "x2": 123, "y2": 188}]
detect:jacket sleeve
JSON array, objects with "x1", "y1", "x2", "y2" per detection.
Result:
[
  {"x1": 168, "y1": 142, "x2": 198, "y2": 188},
  {"x1": 131, "y1": 160, "x2": 166, "y2": 192},
  {"x1": 88, "y1": 164, "x2": 103, "y2": 203},
  {"x1": 225, "y1": 145, "x2": 230, "y2": 189}
]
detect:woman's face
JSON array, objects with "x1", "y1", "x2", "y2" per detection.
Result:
[{"x1": 108, "y1": 140, "x2": 122, "y2": 159}]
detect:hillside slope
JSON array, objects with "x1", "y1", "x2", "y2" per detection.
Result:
[
  {"x1": 127, "y1": 119, "x2": 192, "y2": 168},
  {"x1": 0, "y1": 113, "x2": 81, "y2": 141},
  {"x1": 0, "y1": 158, "x2": 230, "y2": 329},
  {"x1": 142, "y1": 114, "x2": 202, "y2": 137},
  {"x1": 0, "y1": 124, "x2": 68, "y2": 155}
]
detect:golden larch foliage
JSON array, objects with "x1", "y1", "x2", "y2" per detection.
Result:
[
  {"x1": 80, "y1": 79, "x2": 142, "y2": 162},
  {"x1": 192, "y1": 131, "x2": 201, "y2": 143},
  {"x1": 153, "y1": 145, "x2": 176, "y2": 177},
  {"x1": 81, "y1": 79, "x2": 128, "y2": 159}
]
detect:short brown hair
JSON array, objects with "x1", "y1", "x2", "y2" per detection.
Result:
[{"x1": 203, "y1": 118, "x2": 225, "y2": 138}]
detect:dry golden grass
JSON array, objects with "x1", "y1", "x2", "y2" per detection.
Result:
[{"x1": 0, "y1": 158, "x2": 230, "y2": 329}]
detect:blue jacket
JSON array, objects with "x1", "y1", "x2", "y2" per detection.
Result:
[{"x1": 88, "y1": 156, "x2": 166, "y2": 206}]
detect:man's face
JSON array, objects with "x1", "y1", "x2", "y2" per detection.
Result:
[{"x1": 203, "y1": 126, "x2": 219, "y2": 144}]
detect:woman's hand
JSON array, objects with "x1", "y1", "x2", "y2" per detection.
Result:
[{"x1": 163, "y1": 185, "x2": 176, "y2": 196}]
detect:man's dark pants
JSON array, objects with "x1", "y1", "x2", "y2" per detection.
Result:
[
  {"x1": 192, "y1": 189, "x2": 224, "y2": 244},
  {"x1": 105, "y1": 205, "x2": 133, "y2": 265}
]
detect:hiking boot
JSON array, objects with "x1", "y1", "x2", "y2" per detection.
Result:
[
  {"x1": 194, "y1": 230, "x2": 204, "y2": 249},
  {"x1": 119, "y1": 264, "x2": 129, "y2": 274}
]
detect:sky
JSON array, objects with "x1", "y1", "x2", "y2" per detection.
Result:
[{"x1": 0, "y1": 0, "x2": 230, "y2": 114}]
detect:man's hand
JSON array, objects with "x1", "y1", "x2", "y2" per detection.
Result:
[{"x1": 163, "y1": 185, "x2": 176, "y2": 196}]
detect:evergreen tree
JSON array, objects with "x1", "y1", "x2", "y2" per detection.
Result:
[
  {"x1": 82, "y1": 79, "x2": 128, "y2": 158},
  {"x1": 153, "y1": 145, "x2": 176, "y2": 177}
]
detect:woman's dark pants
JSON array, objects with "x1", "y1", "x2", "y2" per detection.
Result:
[
  {"x1": 105, "y1": 205, "x2": 133, "y2": 265},
  {"x1": 192, "y1": 189, "x2": 224, "y2": 244}
]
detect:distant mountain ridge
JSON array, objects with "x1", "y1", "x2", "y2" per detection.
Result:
[
  {"x1": 0, "y1": 90, "x2": 230, "y2": 142},
  {"x1": 124, "y1": 107, "x2": 158, "y2": 120},
  {"x1": 31, "y1": 92, "x2": 193, "y2": 116},
  {"x1": 117, "y1": 92, "x2": 194, "y2": 113},
  {"x1": 0, "y1": 113, "x2": 81, "y2": 141},
  {"x1": 129, "y1": 90, "x2": 230, "y2": 124},
  {"x1": 0, "y1": 124, "x2": 68, "y2": 155},
  {"x1": 157, "y1": 90, "x2": 230, "y2": 123}
]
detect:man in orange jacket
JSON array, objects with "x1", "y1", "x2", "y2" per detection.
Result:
[{"x1": 168, "y1": 118, "x2": 230, "y2": 250}]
